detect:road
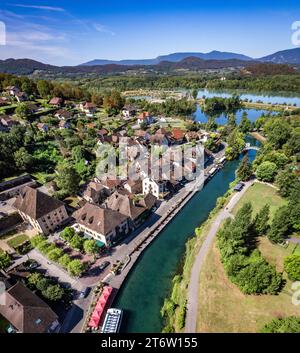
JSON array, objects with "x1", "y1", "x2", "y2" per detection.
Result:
[{"x1": 184, "y1": 179, "x2": 254, "y2": 333}]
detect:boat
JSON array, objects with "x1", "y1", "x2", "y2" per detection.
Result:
[{"x1": 101, "y1": 308, "x2": 123, "y2": 333}]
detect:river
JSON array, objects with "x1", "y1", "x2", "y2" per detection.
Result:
[{"x1": 114, "y1": 139, "x2": 259, "y2": 333}]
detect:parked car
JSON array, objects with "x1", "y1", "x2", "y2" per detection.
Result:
[
  {"x1": 99, "y1": 261, "x2": 110, "y2": 271},
  {"x1": 79, "y1": 287, "x2": 91, "y2": 299},
  {"x1": 24, "y1": 260, "x2": 40, "y2": 270}
]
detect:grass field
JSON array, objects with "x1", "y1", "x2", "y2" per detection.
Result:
[
  {"x1": 7, "y1": 234, "x2": 29, "y2": 248},
  {"x1": 197, "y1": 238, "x2": 300, "y2": 333},
  {"x1": 232, "y1": 182, "x2": 286, "y2": 220},
  {"x1": 196, "y1": 182, "x2": 299, "y2": 333}
]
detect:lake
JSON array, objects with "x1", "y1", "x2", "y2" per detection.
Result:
[{"x1": 197, "y1": 89, "x2": 300, "y2": 106}]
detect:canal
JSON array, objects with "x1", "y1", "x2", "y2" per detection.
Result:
[{"x1": 114, "y1": 143, "x2": 258, "y2": 332}]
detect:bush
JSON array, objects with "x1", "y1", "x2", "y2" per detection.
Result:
[
  {"x1": 256, "y1": 161, "x2": 277, "y2": 182},
  {"x1": 261, "y1": 317, "x2": 300, "y2": 333},
  {"x1": 0, "y1": 251, "x2": 11, "y2": 269},
  {"x1": 284, "y1": 255, "x2": 300, "y2": 281}
]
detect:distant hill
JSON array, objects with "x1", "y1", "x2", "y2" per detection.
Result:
[
  {"x1": 0, "y1": 58, "x2": 57, "y2": 75},
  {"x1": 258, "y1": 48, "x2": 300, "y2": 65},
  {"x1": 244, "y1": 62, "x2": 297, "y2": 75},
  {"x1": 0, "y1": 55, "x2": 297, "y2": 77},
  {"x1": 80, "y1": 50, "x2": 253, "y2": 66}
]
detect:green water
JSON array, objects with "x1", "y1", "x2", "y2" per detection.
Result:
[{"x1": 114, "y1": 148, "x2": 258, "y2": 333}]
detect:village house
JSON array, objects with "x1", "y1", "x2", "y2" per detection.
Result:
[
  {"x1": 15, "y1": 92, "x2": 27, "y2": 102},
  {"x1": 94, "y1": 176, "x2": 123, "y2": 195},
  {"x1": 0, "y1": 280, "x2": 59, "y2": 333},
  {"x1": 79, "y1": 102, "x2": 97, "y2": 116},
  {"x1": 142, "y1": 177, "x2": 169, "y2": 199},
  {"x1": 54, "y1": 109, "x2": 71, "y2": 120},
  {"x1": 37, "y1": 123, "x2": 49, "y2": 133},
  {"x1": 58, "y1": 120, "x2": 71, "y2": 129},
  {"x1": 73, "y1": 203, "x2": 129, "y2": 246},
  {"x1": 5, "y1": 86, "x2": 20, "y2": 96},
  {"x1": 185, "y1": 131, "x2": 200, "y2": 142},
  {"x1": 134, "y1": 129, "x2": 151, "y2": 142},
  {"x1": 0, "y1": 115, "x2": 19, "y2": 129},
  {"x1": 106, "y1": 190, "x2": 156, "y2": 228},
  {"x1": 171, "y1": 128, "x2": 186, "y2": 144},
  {"x1": 49, "y1": 97, "x2": 64, "y2": 107},
  {"x1": 124, "y1": 179, "x2": 143, "y2": 194},
  {"x1": 0, "y1": 97, "x2": 8, "y2": 106},
  {"x1": 150, "y1": 132, "x2": 170, "y2": 146},
  {"x1": 137, "y1": 111, "x2": 155, "y2": 126},
  {"x1": 122, "y1": 104, "x2": 136, "y2": 119},
  {"x1": 12, "y1": 186, "x2": 69, "y2": 235},
  {"x1": 82, "y1": 181, "x2": 110, "y2": 205}
]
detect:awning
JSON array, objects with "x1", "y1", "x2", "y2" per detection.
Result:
[
  {"x1": 96, "y1": 240, "x2": 105, "y2": 248},
  {"x1": 88, "y1": 286, "x2": 113, "y2": 329}
]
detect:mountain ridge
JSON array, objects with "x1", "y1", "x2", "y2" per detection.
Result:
[{"x1": 80, "y1": 50, "x2": 253, "y2": 66}]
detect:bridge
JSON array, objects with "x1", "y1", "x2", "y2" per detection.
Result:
[{"x1": 243, "y1": 143, "x2": 260, "y2": 152}]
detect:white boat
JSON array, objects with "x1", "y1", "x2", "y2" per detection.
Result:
[{"x1": 101, "y1": 308, "x2": 123, "y2": 333}]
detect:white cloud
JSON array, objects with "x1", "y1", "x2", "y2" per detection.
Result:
[
  {"x1": 94, "y1": 23, "x2": 115, "y2": 36},
  {"x1": 11, "y1": 4, "x2": 65, "y2": 12}
]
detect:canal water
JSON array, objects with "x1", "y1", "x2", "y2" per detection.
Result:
[{"x1": 114, "y1": 143, "x2": 258, "y2": 332}]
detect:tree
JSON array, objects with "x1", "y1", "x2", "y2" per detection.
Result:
[
  {"x1": 261, "y1": 317, "x2": 300, "y2": 333},
  {"x1": 60, "y1": 227, "x2": 76, "y2": 242},
  {"x1": 27, "y1": 272, "x2": 43, "y2": 287},
  {"x1": 14, "y1": 147, "x2": 34, "y2": 171},
  {"x1": 56, "y1": 162, "x2": 80, "y2": 196},
  {"x1": 69, "y1": 234, "x2": 84, "y2": 250},
  {"x1": 37, "y1": 80, "x2": 53, "y2": 98},
  {"x1": 58, "y1": 254, "x2": 71, "y2": 268},
  {"x1": 239, "y1": 112, "x2": 251, "y2": 133},
  {"x1": 48, "y1": 248, "x2": 64, "y2": 262},
  {"x1": 264, "y1": 119, "x2": 292, "y2": 149},
  {"x1": 68, "y1": 259, "x2": 85, "y2": 277},
  {"x1": 268, "y1": 205, "x2": 291, "y2": 243},
  {"x1": 275, "y1": 168, "x2": 299, "y2": 197},
  {"x1": 236, "y1": 154, "x2": 253, "y2": 181},
  {"x1": 284, "y1": 255, "x2": 300, "y2": 281},
  {"x1": 42, "y1": 284, "x2": 64, "y2": 301},
  {"x1": 0, "y1": 252, "x2": 11, "y2": 270},
  {"x1": 288, "y1": 191, "x2": 300, "y2": 232},
  {"x1": 235, "y1": 260, "x2": 282, "y2": 294},
  {"x1": 15, "y1": 102, "x2": 32, "y2": 119},
  {"x1": 225, "y1": 129, "x2": 245, "y2": 160},
  {"x1": 256, "y1": 161, "x2": 277, "y2": 182},
  {"x1": 36, "y1": 277, "x2": 50, "y2": 292},
  {"x1": 30, "y1": 235, "x2": 46, "y2": 248},
  {"x1": 83, "y1": 239, "x2": 98, "y2": 257},
  {"x1": 254, "y1": 204, "x2": 270, "y2": 236}
]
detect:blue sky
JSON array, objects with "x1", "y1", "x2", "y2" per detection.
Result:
[{"x1": 0, "y1": 0, "x2": 299, "y2": 65}]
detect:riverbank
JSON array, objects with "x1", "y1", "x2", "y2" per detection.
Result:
[{"x1": 197, "y1": 98, "x2": 299, "y2": 113}]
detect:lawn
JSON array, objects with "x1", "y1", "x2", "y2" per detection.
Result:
[
  {"x1": 7, "y1": 234, "x2": 29, "y2": 248},
  {"x1": 197, "y1": 238, "x2": 300, "y2": 333},
  {"x1": 232, "y1": 182, "x2": 286, "y2": 220}
]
